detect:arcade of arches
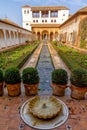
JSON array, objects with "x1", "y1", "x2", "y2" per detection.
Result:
[{"x1": 32, "y1": 28, "x2": 60, "y2": 41}]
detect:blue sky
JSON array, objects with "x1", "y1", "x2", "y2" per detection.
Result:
[{"x1": 0, "y1": 0, "x2": 87, "y2": 26}]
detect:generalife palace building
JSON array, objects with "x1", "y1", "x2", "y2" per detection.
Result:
[
  {"x1": 22, "y1": 5, "x2": 87, "y2": 48},
  {"x1": 0, "y1": 5, "x2": 86, "y2": 50},
  {"x1": 22, "y1": 5, "x2": 69, "y2": 41}
]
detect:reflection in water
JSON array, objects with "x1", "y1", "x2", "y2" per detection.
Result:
[{"x1": 36, "y1": 44, "x2": 54, "y2": 94}]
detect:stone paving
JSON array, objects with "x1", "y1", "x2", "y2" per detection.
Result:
[{"x1": 0, "y1": 43, "x2": 87, "y2": 130}]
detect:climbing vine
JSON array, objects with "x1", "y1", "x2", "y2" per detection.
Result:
[{"x1": 79, "y1": 17, "x2": 87, "y2": 48}]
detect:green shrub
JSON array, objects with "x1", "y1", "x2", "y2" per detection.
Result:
[
  {"x1": 5, "y1": 67, "x2": 21, "y2": 84},
  {"x1": 51, "y1": 40, "x2": 58, "y2": 46},
  {"x1": 52, "y1": 43, "x2": 87, "y2": 70},
  {"x1": 33, "y1": 40, "x2": 40, "y2": 44},
  {"x1": 52, "y1": 69, "x2": 68, "y2": 85},
  {"x1": 0, "y1": 69, "x2": 4, "y2": 83},
  {"x1": 79, "y1": 17, "x2": 87, "y2": 48},
  {"x1": 70, "y1": 68, "x2": 87, "y2": 87},
  {"x1": 0, "y1": 43, "x2": 38, "y2": 70},
  {"x1": 22, "y1": 67, "x2": 39, "y2": 84}
]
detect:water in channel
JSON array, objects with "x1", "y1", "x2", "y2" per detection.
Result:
[{"x1": 36, "y1": 44, "x2": 54, "y2": 95}]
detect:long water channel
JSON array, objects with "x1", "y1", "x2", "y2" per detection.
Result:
[{"x1": 36, "y1": 44, "x2": 54, "y2": 95}]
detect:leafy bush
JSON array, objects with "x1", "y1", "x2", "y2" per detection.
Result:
[
  {"x1": 71, "y1": 68, "x2": 87, "y2": 87},
  {"x1": 0, "y1": 43, "x2": 38, "y2": 69},
  {"x1": 5, "y1": 67, "x2": 21, "y2": 84},
  {"x1": 52, "y1": 43, "x2": 87, "y2": 70},
  {"x1": 52, "y1": 69, "x2": 68, "y2": 85},
  {"x1": 51, "y1": 40, "x2": 58, "y2": 46},
  {"x1": 22, "y1": 67, "x2": 39, "y2": 84},
  {"x1": 33, "y1": 40, "x2": 40, "y2": 44},
  {"x1": 0, "y1": 69, "x2": 4, "y2": 83}
]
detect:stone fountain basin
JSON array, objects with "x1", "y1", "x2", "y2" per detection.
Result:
[{"x1": 20, "y1": 96, "x2": 69, "y2": 130}]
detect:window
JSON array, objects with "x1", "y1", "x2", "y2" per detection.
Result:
[
  {"x1": 51, "y1": 20, "x2": 53, "y2": 22},
  {"x1": 42, "y1": 20, "x2": 44, "y2": 22},
  {"x1": 27, "y1": 10, "x2": 29, "y2": 14},
  {"x1": 45, "y1": 20, "x2": 47, "y2": 22},
  {"x1": 33, "y1": 20, "x2": 35, "y2": 23},
  {"x1": 32, "y1": 11, "x2": 40, "y2": 18},
  {"x1": 50, "y1": 11, "x2": 58, "y2": 17},
  {"x1": 36, "y1": 20, "x2": 38, "y2": 23},
  {"x1": 26, "y1": 23, "x2": 28, "y2": 25},
  {"x1": 54, "y1": 20, "x2": 56, "y2": 22},
  {"x1": 24, "y1": 10, "x2": 26, "y2": 14},
  {"x1": 41, "y1": 11, "x2": 48, "y2": 18}
]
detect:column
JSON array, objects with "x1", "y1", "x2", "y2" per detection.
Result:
[
  {"x1": 3, "y1": 30, "x2": 7, "y2": 47},
  {"x1": 40, "y1": 11, "x2": 41, "y2": 18},
  {"x1": 49, "y1": 10, "x2": 50, "y2": 18}
]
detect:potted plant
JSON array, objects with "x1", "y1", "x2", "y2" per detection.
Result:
[
  {"x1": 0, "y1": 69, "x2": 4, "y2": 96},
  {"x1": 51, "y1": 69, "x2": 68, "y2": 96},
  {"x1": 22, "y1": 67, "x2": 39, "y2": 96},
  {"x1": 70, "y1": 68, "x2": 87, "y2": 99},
  {"x1": 4, "y1": 67, "x2": 21, "y2": 97}
]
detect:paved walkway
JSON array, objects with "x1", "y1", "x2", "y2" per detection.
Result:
[
  {"x1": 0, "y1": 43, "x2": 87, "y2": 130},
  {"x1": 20, "y1": 43, "x2": 43, "y2": 72}
]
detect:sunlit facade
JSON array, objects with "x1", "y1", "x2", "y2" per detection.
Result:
[{"x1": 22, "y1": 5, "x2": 69, "y2": 41}]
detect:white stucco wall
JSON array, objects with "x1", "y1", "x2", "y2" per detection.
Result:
[
  {"x1": 60, "y1": 15, "x2": 80, "y2": 44},
  {"x1": 22, "y1": 6, "x2": 69, "y2": 31},
  {"x1": 0, "y1": 21, "x2": 32, "y2": 49}
]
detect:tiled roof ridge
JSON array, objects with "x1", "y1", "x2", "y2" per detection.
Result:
[
  {"x1": 1, "y1": 18, "x2": 18, "y2": 26},
  {"x1": 78, "y1": 6, "x2": 87, "y2": 12},
  {"x1": 22, "y1": 5, "x2": 69, "y2": 10},
  {"x1": 59, "y1": 6, "x2": 87, "y2": 27}
]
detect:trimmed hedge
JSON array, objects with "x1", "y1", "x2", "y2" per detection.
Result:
[
  {"x1": 5, "y1": 67, "x2": 21, "y2": 84},
  {"x1": 0, "y1": 43, "x2": 39, "y2": 69},
  {"x1": 22, "y1": 67, "x2": 39, "y2": 84},
  {"x1": 51, "y1": 43, "x2": 87, "y2": 71},
  {"x1": 52, "y1": 69, "x2": 68, "y2": 85},
  {"x1": 71, "y1": 68, "x2": 87, "y2": 87}
]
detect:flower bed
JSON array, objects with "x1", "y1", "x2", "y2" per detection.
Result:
[
  {"x1": 0, "y1": 43, "x2": 39, "y2": 69},
  {"x1": 51, "y1": 43, "x2": 87, "y2": 71}
]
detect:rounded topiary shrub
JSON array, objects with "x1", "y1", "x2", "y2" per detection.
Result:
[
  {"x1": 0, "y1": 69, "x2": 4, "y2": 83},
  {"x1": 22, "y1": 67, "x2": 39, "y2": 84},
  {"x1": 52, "y1": 69, "x2": 68, "y2": 85},
  {"x1": 71, "y1": 68, "x2": 87, "y2": 87},
  {"x1": 5, "y1": 67, "x2": 21, "y2": 84}
]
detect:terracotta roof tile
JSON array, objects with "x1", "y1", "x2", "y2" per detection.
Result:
[
  {"x1": 0, "y1": 18, "x2": 31, "y2": 32},
  {"x1": 1, "y1": 18, "x2": 18, "y2": 26},
  {"x1": 22, "y1": 5, "x2": 69, "y2": 10},
  {"x1": 22, "y1": 5, "x2": 30, "y2": 8},
  {"x1": 78, "y1": 6, "x2": 87, "y2": 12},
  {"x1": 31, "y1": 6, "x2": 69, "y2": 11}
]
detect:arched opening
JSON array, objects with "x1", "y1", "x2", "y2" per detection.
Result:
[
  {"x1": 0, "y1": 29, "x2": 4, "y2": 38},
  {"x1": 42, "y1": 30, "x2": 48, "y2": 40},
  {"x1": 50, "y1": 32, "x2": 53, "y2": 41},
  {"x1": 11, "y1": 31, "x2": 14, "y2": 38},
  {"x1": 0, "y1": 29, "x2": 4, "y2": 48},
  {"x1": 37, "y1": 32, "x2": 40, "y2": 40},
  {"x1": 18, "y1": 32, "x2": 22, "y2": 43},
  {"x1": 6, "y1": 30, "x2": 10, "y2": 39},
  {"x1": 55, "y1": 32, "x2": 58, "y2": 40},
  {"x1": 15, "y1": 32, "x2": 17, "y2": 39}
]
